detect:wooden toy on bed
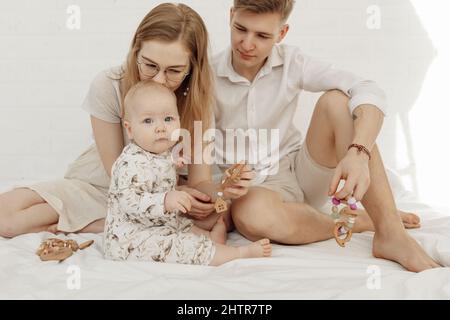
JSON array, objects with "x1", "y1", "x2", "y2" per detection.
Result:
[
  {"x1": 213, "y1": 161, "x2": 247, "y2": 213},
  {"x1": 36, "y1": 238, "x2": 94, "y2": 262},
  {"x1": 331, "y1": 197, "x2": 358, "y2": 247}
]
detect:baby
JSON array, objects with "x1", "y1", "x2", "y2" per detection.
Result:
[{"x1": 103, "y1": 81, "x2": 271, "y2": 266}]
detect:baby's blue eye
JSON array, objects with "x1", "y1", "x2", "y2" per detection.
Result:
[
  {"x1": 143, "y1": 118, "x2": 154, "y2": 124},
  {"x1": 165, "y1": 116, "x2": 174, "y2": 122}
]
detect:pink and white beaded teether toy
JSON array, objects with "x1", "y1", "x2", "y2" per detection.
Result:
[{"x1": 331, "y1": 196, "x2": 358, "y2": 247}]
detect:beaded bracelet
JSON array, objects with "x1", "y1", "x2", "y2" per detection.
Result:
[
  {"x1": 331, "y1": 196, "x2": 358, "y2": 247},
  {"x1": 348, "y1": 143, "x2": 371, "y2": 160}
]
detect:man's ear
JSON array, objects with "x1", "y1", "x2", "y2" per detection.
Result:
[
  {"x1": 229, "y1": 7, "x2": 235, "y2": 25},
  {"x1": 276, "y1": 24, "x2": 290, "y2": 43},
  {"x1": 123, "y1": 120, "x2": 133, "y2": 140}
]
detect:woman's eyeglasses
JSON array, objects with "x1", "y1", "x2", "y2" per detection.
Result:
[{"x1": 137, "y1": 58, "x2": 189, "y2": 83}]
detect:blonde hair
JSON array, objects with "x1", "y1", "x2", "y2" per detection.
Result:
[
  {"x1": 123, "y1": 80, "x2": 176, "y2": 121},
  {"x1": 118, "y1": 3, "x2": 213, "y2": 138},
  {"x1": 233, "y1": 0, "x2": 295, "y2": 22}
]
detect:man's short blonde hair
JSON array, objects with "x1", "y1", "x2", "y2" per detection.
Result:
[
  {"x1": 123, "y1": 81, "x2": 177, "y2": 121},
  {"x1": 233, "y1": 0, "x2": 295, "y2": 22}
]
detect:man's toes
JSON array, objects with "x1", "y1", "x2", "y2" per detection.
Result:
[
  {"x1": 400, "y1": 212, "x2": 421, "y2": 225},
  {"x1": 431, "y1": 260, "x2": 442, "y2": 268},
  {"x1": 404, "y1": 222, "x2": 421, "y2": 229},
  {"x1": 408, "y1": 213, "x2": 420, "y2": 224},
  {"x1": 409, "y1": 213, "x2": 421, "y2": 224}
]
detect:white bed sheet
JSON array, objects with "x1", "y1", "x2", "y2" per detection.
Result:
[{"x1": 1, "y1": 173, "x2": 450, "y2": 300}]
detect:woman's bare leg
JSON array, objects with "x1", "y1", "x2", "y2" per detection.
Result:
[{"x1": 0, "y1": 188, "x2": 58, "y2": 237}]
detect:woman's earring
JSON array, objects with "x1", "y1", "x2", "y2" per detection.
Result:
[{"x1": 183, "y1": 87, "x2": 190, "y2": 96}]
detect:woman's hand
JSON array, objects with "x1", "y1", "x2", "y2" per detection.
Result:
[
  {"x1": 222, "y1": 164, "x2": 255, "y2": 200},
  {"x1": 175, "y1": 185, "x2": 215, "y2": 219},
  {"x1": 328, "y1": 150, "x2": 371, "y2": 201}
]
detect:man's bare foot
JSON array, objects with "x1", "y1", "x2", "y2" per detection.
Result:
[
  {"x1": 238, "y1": 238, "x2": 272, "y2": 258},
  {"x1": 353, "y1": 209, "x2": 421, "y2": 233},
  {"x1": 373, "y1": 226, "x2": 441, "y2": 272},
  {"x1": 210, "y1": 216, "x2": 227, "y2": 244}
]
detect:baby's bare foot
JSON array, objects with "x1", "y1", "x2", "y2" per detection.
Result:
[
  {"x1": 210, "y1": 216, "x2": 227, "y2": 244},
  {"x1": 238, "y1": 238, "x2": 272, "y2": 259}
]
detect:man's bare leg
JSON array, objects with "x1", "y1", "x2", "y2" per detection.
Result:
[
  {"x1": 232, "y1": 186, "x2": 338, "y2": 244},
  {"x1": 305, "y1": 90, "x2": 440, "y2": 271},
  {"x1": 231, "y1": 186, "x2": 420, "y2": 245}
]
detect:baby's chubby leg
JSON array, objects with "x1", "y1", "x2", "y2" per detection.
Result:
[
  {"x1": 192, "y1": 217, "x2": 272, "y2": 267},
  {"x1": 209, "y1": 239, "x2": 272, "y2": 266},
  {"x1": 191, "y1": 210, "x2": 234, "y2": 232},
  {"x1": 191, "y1": 216, "x2": 227, "y2": 245}
]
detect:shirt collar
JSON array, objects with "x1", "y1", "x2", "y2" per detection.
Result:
[
  {"x1": 128, "y1": 141, "x2": 171, "y2": 160},
  {"x1": 216, "y1": 45, "x2": 284, "y2": 83}
]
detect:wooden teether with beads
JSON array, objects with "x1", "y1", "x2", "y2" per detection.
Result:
[
  {"x1": 331, "y1": 197, "x2": 358, "y2": 247},
  {"x1": 213, "y1": 161, "x2": 247, "y2": 213},
  {"x1": 36, "y1": 238, "x2": 94, "y2": 262}
]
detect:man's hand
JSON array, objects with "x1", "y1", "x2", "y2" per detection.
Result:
[
  {"x1": 328, "y1": 149, "x2": 371, "y2": 201},
  {"x1": 222, "y1": 164, "x2": 255, "y2": 200},
  {"x1": 164, "y1": 190, "x2": 193, "y2": 213},
  {"x1": 175, "y1": 185, "x2": 215, "y2": 219}
]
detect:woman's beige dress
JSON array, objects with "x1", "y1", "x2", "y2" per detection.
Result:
[{"x1": 16, "y1": 67, "x2": 131, "y2": 232}]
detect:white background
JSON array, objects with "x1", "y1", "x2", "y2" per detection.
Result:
[{"x1": 0, "y1": 0, "x2": 449, "y2": 211}]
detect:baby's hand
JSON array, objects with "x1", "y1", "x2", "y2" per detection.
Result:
[
  {"x1": 164, "y1": 190, "x2": 192, "y2": 213},
  {"x1": 175, "y1": 157, "x2": 188, "y2": 169}
]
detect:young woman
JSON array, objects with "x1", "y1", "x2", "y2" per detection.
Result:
[{"x1": 0, "y1": 3, "x2": 253, "y2": 238}]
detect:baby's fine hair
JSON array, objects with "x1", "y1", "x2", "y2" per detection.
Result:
[
  {"x1": 233, "y1": 0, "x2": 295, "y2": 22},
  {"x1": 123, "y1": 80, "x2": 177, "y2": 121}
]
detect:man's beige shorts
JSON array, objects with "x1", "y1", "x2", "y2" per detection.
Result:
[{"x1": 259, "y1": 142, "x2": 335, "y2": 210}]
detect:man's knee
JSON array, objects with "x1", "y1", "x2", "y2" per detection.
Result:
[
  {"x1": 316, "y1": 90, "x2": 350, "y2": 115},
  {"x1": 231, "y1": 188, "x2": 282, "y2": 240}
]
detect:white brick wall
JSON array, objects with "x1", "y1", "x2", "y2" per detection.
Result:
[{"x1": 0, "y1": 0, "x2": 449, "y2": 208}]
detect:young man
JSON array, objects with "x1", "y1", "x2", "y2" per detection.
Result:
[{"x1": 211, "y1": 0, "x2": 441, "y2": 272}]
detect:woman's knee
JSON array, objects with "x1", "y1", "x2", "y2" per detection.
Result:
[
  {"x1": 231, "y1": 187, "x2": 283, "y2": 240},
  {"x1": 0, "y1": 189, "x2": 49, "y2": 238},
  {"x1": 0, "y1": 212, "x2": 22, "y2": 238}
]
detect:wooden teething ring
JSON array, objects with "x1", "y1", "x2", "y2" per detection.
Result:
[
  {"x1": 214, "y1": 162, "x2": 247, "y2": 213},
  {"x1": 331, "y1": 197, "x2": 358, "y2": 247},
  {"x1": 36, "y1": 238, "x2": 94, "y2": 262},
  {"x1": 333, "y1": 222, "x2": 353, "y2": 247}
]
